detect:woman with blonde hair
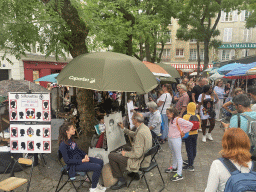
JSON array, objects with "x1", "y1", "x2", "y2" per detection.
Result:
[{"x1": 205, "y1": 128, "x2": 254, "y2": 192}]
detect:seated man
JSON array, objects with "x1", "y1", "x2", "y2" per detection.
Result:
[
  {"x1": 143, "y1": 101, "x2": 162, "y2": 138},
  {"x1": 108, "y1": 112, "x2": 152, "y2": 190}
]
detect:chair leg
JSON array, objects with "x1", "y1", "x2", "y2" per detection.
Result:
[
  {"x1": 86, "y1": 173, "x2": 92, "y2": 183},
  {"x1": 142, "y1": 173, "x2": 150, "y2": 192},
  {"x1": 70, "y1": 180, "x2": 79, "y2": 192},
  {"x1": 55, "y1": 173, "x2": 65, "y2": 192},
  {"x1": 127, "y1": 174, "x2": 136, "y2": 188},
  {"x1": 156, "y1": 165, "x2": 165, "y2": 192}
]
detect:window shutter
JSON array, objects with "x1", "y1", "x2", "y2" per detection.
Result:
[
  {"x1": 221, "y1": 11, "x2": 225, "y2": 22},
  {"x1": 228, "y1": 28, "x2": 232, "y2": 42},
  {"x1": 240, "y1": 10, "x2": 245, "y2": 21},
  {"x1": 223, "y1": 28, "x2": 228, "y2": 42},
  {"x1": 233, "y1": 10, "x2": 238, "y2": 21}
]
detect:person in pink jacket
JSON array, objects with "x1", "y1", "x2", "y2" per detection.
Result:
[{"x1": 164, "y1": 107, "x2": 193, "y2": 181}]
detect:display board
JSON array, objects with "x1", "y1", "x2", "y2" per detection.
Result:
[
  {"x1": 105, "y1": 112, "x2": 126, "y2": 152},
  {"x1": 9, "y1": 93, "x2": 51, "y2": 122},
  {"x1": 9, "y1": 92, "x2": 51, "y2": 153},
  {"x1": 10, "y1": 124, "x2": 51, "y2": 153}
]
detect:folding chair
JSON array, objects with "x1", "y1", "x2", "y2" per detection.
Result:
[
  {"x1": 127, "y1": 144, "x2": 165, "y2": 192},
  {"x1": 151, "y1": 131, "x2": 162, "y2": 151},
  {"x1": 0, "y1": 157, "x2": 34, "y2": 192},
  {"x1": 55, "y1": 150, "x2": 92, "y2": 192}
]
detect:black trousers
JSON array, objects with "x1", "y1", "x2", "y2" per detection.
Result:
[{"x1": 185, "y1": 134, "x2": 198, "y2": 166}]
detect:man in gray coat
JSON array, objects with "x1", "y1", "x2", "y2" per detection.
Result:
[{"x1": 108, "y1": 112, "x2": 152, "y2": 190}]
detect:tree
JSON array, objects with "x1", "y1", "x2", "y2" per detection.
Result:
[
  {"x1": 245, "y1": 1, "x2": 256, "y2": 28},
  {"x1": 0, "y1": 0, "x2": 95, "y2": 151},
  {"x1": 176, "y1": 0, "x2": 245, "y2": 70}
]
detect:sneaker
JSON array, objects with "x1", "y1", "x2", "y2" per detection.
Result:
[
  {"x1": 202, "y1": 135, "x2": 206, "y2": 142},
  {"x1": 183, "y1": 165, "x2": 194, "y2": 172},
  {"x1": 89, "y1": 187, "x2": 105, "y2": 192},
  {"x1": 97, "y1": 184, "x2": 107, "y2": 191},
  {"x1": 206, "y1": 133, "x2": 213, "y2": 141},
  {"x1": 183, "y1": 160, "x2": 188, "y2": 165},
  {"x1": 165, "y1": 166, "x2": 177, "y2": 173},
  {"x1": 198, "y1": 128, "x2": 202, "y2": 132},
  {"x1": 170, "y1": 173, "x2": 183, "y2": 181}
]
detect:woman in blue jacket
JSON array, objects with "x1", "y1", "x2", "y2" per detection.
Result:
[{"x1": 58, "y1": 122, "x2": 106, "y2": 192}]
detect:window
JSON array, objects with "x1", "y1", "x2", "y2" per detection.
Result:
[
  {"x1": 157, "y1": 31, "x2": 171, "y2": 44},
  {"x1": 245, "y1": 11, "x2": 251, "y2": 20},
  {"x1": 221, "y1": 50, "x2": 230, "y2": 61},
  {"x1": 161, "y1": 49, "x2": 171, "y2": 62},
  {"x1": 190, "y1": 49, "x2": 197, "y2": 60},
  {"x1": 243, "y1": 29, "x2": 252, "y2": 42},
  {"x1": 166, "y1": 31, "x2": 171, "y2": 43},
  {"x1": 176, "y1": 48, "x2": 184, "y2": 57},
  {"x1": 223, "y1": 28, "x2": 233, "y2": 42},
  {"x1": 200, "y1": 49, "x2": 204, "y2": 60},
  {"x1": 241, "y1": 10, "x2": 252, "y2": 21},
  {"x1": 225, "y1": 12, "x2": 233, "y2": 21},
  {"x1": 242, "y1": 49, "x2": 250, "y2": 57}
]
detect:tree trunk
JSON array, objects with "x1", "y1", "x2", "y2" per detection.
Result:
[
  {"x1": 197, "y1": 41, "x2": 200, "y2": 78},
  {"x1": 76, "y1": 89, "x2": 95, "y2": 153},
  {"x1": 43, "y1": 0, "x2": 94, "y2": 152},
  {"x1": 203, "y1": 39, "x2": 209, "y2": 71},
  {"x1": 145, "y1": 40, "x2": 151, "y2": 61}
]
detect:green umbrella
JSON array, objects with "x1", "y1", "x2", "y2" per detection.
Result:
[
  {"x1": 157, "y1": 63, "x2": 181, "y2": 79},
  {"x1": 57, "y1": 52, "x2": 158, "y2": 93},
  {"x1": 158, "y1": 76, "x2": 177, "y2": 83}
]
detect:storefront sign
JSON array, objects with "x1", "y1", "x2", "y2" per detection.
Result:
[{"x1": 219, "y1": 43, "x2": 256, "y2": 49}]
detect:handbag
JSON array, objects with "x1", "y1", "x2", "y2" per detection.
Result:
[{"x1": 176, "y1": 117, "x2": 189, "y2": 139}]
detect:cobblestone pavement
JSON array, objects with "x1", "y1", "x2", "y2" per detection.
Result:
[{"x1": 0, "y1": 122, "x2": 224, "y2": 192}]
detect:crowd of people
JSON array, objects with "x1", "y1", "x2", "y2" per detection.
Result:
[{"x1": 57, "y1": 76, "x2": 256, "y2": 191}]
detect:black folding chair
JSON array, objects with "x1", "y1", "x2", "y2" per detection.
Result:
[
  {"x1": 55, "y1": 150, "x2": 92, "y2": 192},
  {"x1": 127, "y1": 144, "x2": 165, "y2": 192}
]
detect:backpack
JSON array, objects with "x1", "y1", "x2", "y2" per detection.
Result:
[
  {"x1": 189, "y1": 115, "x2": 200, "y2": 131},
  {"x1": 219, "y1": 157, "x2": 256, "y2": 192},
  {"x1": 238, "y1": 114, "x2": 256, "y2": 157}
]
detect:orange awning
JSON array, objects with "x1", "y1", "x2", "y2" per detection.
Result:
[{"x1": 142, "y1": 61, "x2": 171, "y2": 77}]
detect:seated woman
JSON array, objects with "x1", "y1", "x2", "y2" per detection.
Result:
[
  {"x1": 205, "y1": 128, "x2": 253, "y2": 192},
  {"x1": 58, "y1": 122, "x2": 106, "y2": 192}
]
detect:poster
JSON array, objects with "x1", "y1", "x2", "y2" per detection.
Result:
[
  {"x1": 105, "y1": 112, "x2": 126, "y2": 152},
  {"x1": 9, "y1": 93, "x2": 51, "y2": 122},
  {"x1": 10, "y1": 124, "x2": 51, "y2": 153},
  {"x1": 127, "y1": 100, "x2": 134, "y2": 129}
]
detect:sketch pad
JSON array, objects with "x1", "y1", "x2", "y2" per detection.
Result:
[{"x1": 105, "y1": 112, "x2": 126, "y2": 152}]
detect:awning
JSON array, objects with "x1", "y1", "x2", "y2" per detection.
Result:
[
  {"x1": 171, "y1": 64, "x2": 213, "y2": 70},
  {"x1": 143, "y1": 61, "x2": 171, "y2": 77}
]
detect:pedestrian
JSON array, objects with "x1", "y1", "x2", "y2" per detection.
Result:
[
  {"x1": 198, "y1": 85, "x2": 219, "y2": 142},
  {"x1": 58, "y1": 122, "x2": 106, "y2": 192},
  {"x1": 182, "y1": 77, "x2": 189, "y2": 86},
  {"x1": 183, "y1": 102, "x2": 201, "y2": 171},
  {"x1": 192, "y1": 77, "x2": 207, "y2": 104},
  {"x1": 157, "y1": 84, "x2": 173, "y2": 144},
  {"x1": 176, "y1": 84, "x2": 190, "y2": 117},
  {"x1": 205, "y1": 128, "x2": 253, "y2": 192},
  {"x1": 187, "y1": 81, "x2": 194, "y2": 102},
  {"x1": 108, "y1": 113, "x2": 152, "y2": 190},
  {"x1": 214, "y1": 79, "x2": 225, "y2": 121},
  {"x1": 165, "y1": 107, "x2": 193, "y2": 181},
  {"x1": 247, "y1": 86, "x2": 256, "y2": 111}
]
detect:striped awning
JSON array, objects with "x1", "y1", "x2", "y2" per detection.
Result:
[
  {"x1": 171, "y1": 64, "x2": 213, "y2": 70},
  {"x1": 143, "y1": 61, "x2": 171, "y2": 77}
]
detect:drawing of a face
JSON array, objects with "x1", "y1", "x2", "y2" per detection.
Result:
[
  {"x1": 11, "y1": 128, "x2": 17, "y2": 137},
  {"x1": 21, "y1": 142, "x2": 26, "y2": 150},
  {"x1": 20, "y1": 129, "x2": 25, "y2": 137},
  {"x1": 11, "y1": 101, "x2": 16, "y2": 108},
  {"x1": 36, "y1": 112, "x2": 41, "y2": 120},
  {"x1": 19, "y1": 112, "x2": 24, "y2": 119},
  {"x1": 44, "y1": 142, "x2": 49, "y2": 150},
  {"x1": 43, "y1": 101, "x2": 48, "y2": 109},
  {"x1": 27, "y1": 127, "x2": 34, "y2": 137},
  {"x1": 44, "y1": 112, "x2": 49, "y2": 120},
  {"x1": 12, "y1": 141, "x2": 18, "y2": 150},
  {"x1": 26, "y1": 109, "x2": 35, "y2": 119},
  {"x1": 27, "y1": 141, "x2": 34, "y2": 151},
  {"x1": 36, "y1": 142, "x2": 41, "y2": 150},
  {"x1": 36, "y1": 129, "x2": 41, "y2": 136},
  {"x1": 11, "y1": 111, "x2": 17, "y2": 120}
]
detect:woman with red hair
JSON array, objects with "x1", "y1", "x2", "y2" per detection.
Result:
[{"x1": 205, "y1": 128, "x2": 253, "y2": 192}]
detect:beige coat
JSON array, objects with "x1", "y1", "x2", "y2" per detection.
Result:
[{"x1": 123, "y1": 123, "x2": 152, "y2": 172}]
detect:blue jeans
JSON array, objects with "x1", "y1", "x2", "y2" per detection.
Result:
[
  {"x1": 185, "y1": 134, "x2": 198, "y2": 166},
  {"x1": 168, "y1": 137, "x2": 183, "y2": 175},
  {"x1": 161, "y1": 114, "x2": 169, "y2": 140},
  {"x1": 75, "y1": 157, "x2": 103, "y2": 188}
]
